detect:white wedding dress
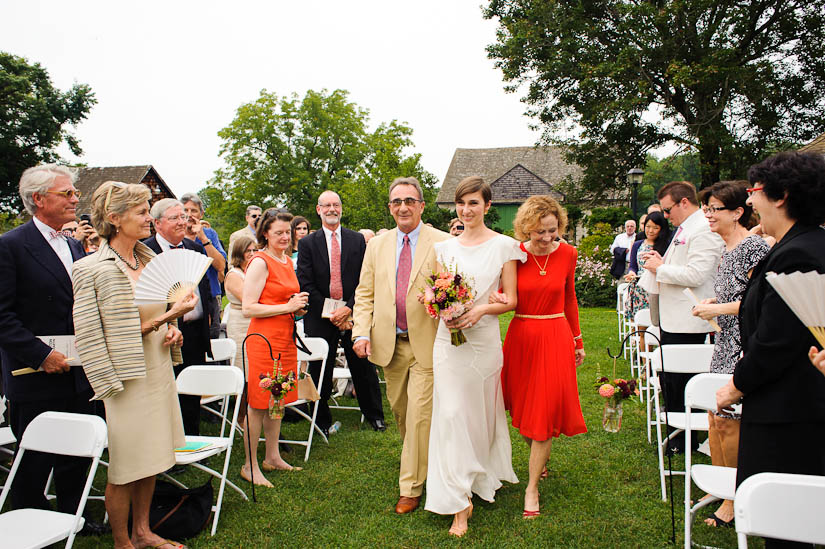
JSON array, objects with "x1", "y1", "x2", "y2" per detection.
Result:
[{"x1": 424, "y1": 234, "x2": 525, "y2": 515}]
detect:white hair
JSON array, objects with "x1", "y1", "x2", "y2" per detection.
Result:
[
  {"x1": 18, "y1": 164, "x2": 77, "y2": 215},
  {"x1": 150, "y1": 198, "x2": 183, "y2": 220}
]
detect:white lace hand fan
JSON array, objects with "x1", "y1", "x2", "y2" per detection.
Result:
[
  {"x1": 765, "y1": 270, "x2": 825, "y2": 347},
  {"x1": 134, "y1": 249, "x2": 213, "y2": 305}
]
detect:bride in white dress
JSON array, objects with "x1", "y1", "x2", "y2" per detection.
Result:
[{"x1": 424, "y1": 176, "x2": 525, "y2": 537}]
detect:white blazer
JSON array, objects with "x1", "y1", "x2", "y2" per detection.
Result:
[{"x1": 655, "y1": 209, "x2": 724, "y2": 334}]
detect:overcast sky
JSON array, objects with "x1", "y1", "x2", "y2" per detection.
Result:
[{"x1": 1, "y1": 1, "x2": 544, "y2": 198}]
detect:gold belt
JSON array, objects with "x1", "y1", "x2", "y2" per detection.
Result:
[{"x1": 514, "y1": 313, "x2": 565, "y2": 319}]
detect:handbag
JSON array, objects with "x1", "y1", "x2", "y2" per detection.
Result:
[
  {"x1": 297, "y1": 374, "x2": 320, "y2": 402},
  {"x1": 148, "y1": 480, "x2": 213, "y2": 539}
]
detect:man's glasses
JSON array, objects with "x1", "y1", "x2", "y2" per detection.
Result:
[
  {"x1": 164, "y1": 214, "x2": 190, "y2": 223},
  {"x1": 661, "y1": 205, "x2": 674, "y2": 215},
  {"x1": 318, "y1": 202, "x2": 341, "y2": 209},
  {"x1": 47, "y1": 189, "x2": 82, "y2": 199},
  {"x1": 388, "y1": 197, "x2": 422, "y2": 208},
  {"x1": 249, "y1": 214, "x2": 260, "y2": 219}
]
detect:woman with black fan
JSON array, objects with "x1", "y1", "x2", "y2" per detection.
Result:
[{"x1": 73, "y1": 181, "x2": 199, "y2": 549}]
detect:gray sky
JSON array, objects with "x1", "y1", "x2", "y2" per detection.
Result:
[{"x1": 1, "y1": 1, "x2": 543, "y2": 199}]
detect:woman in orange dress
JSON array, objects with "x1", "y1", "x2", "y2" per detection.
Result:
[
  {"x1": 241, "y1": 209, "x2": 309, "y2": 485},
  {"x1": 499, "y1": 195, "x2": 587, "y2": 518}
]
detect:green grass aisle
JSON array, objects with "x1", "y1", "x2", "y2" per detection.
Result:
[{"x1": 72, "y1": 308, "x2": 750, "y2": 548}]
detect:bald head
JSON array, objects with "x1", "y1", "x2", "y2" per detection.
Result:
[{"x1": 316, "y1": 190, "x2": 343, "y2": 230}]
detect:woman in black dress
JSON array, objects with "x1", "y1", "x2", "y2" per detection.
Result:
[{"x1": 716, "y1": 152, "x2": 825, "y2": 548}]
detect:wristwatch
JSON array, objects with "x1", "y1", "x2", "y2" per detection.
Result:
[{"x1": 202, "y1": 239, "x2": 212, "y2": 247}]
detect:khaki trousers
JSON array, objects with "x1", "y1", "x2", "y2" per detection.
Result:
[{"x1": 381, "y1": 337, "x2": 433, "y2": 497}]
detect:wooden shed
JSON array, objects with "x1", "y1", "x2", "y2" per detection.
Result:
[
  {"x1": 74, "y1": 165, "x2": 176, "y2": 216},
  {"x1": 436, "y1": 147, "x2": 581, "y2": 230}
]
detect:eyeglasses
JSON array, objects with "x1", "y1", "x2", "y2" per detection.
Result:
[
  {"x1": 249, "y1": 214, "x2": 260, "y2": 219},
  {"x1": 705, "y1": 206, "x2": 729, "y2": 214},
  {"x1": 661, "y1": 205, "x2": 674, "y2": 215},
  {"x1": 318, "y1": 202, "x2": 342, "y2": 209},
  {"x1": 745, "y1": 187, "x2": 763, "y2": 195},
  {"x1": 164, "y1": 214, "x2": 190, "y2": 222},
  {"x1": 388, "y1": 197, "x2": 422, "y2": 208},
  {"x1": 46, "y1": 189, "x2": 82, "y2": 199}
]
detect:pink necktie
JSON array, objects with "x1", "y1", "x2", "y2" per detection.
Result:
[
  {"x1": 329, "y1": 232, "x2": 343, "y2": 300},
  {"x1": 396, "y1": 235, "x2": 411, "y2": 331}
]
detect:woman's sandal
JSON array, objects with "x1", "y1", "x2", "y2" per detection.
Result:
[
  {"x1": 448, "y1": 499, "x2": 473, "y2": 537},
  {"x1": 540, "y1": 466, "x2": 549, "y2": 480},
  {"x1": 152, "y1": 541, "x2": 188, "y2": 549},
  {"x1": 705, "y1": 512, "x2": 734, "y2": 528}
]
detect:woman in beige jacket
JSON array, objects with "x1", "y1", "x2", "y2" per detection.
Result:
[{"x1": 73, "y1": 181, "x2": 197, "y2": 549}]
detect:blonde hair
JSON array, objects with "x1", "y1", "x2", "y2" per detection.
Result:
[
  {"x1": 513, "y1": 195, "x2": 568, "y2": 240},
  {"x1": 90, "y1": 181, "x2": 151, "y2": 239}
]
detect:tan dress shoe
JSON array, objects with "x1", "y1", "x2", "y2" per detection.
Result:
[{"x1": 394, "y1": 495, "x2": 420, "y2": 514}]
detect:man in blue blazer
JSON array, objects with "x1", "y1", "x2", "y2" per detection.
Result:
[
  {"x1": 0, "y1": 165, "x2": 98, "y2": 522},
  {"x1": 144, "y1": 198, "x2": 213, "y2": 436}
]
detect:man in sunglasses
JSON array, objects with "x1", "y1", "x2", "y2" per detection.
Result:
[
  {"x1": 643, "y1": 180, "x2": 724, "y2": 454},
  {"x1": 228, "y1": 205, "x2": 262, "y2": 263},
  {"x1": 0, "y1": 164, "x2": 106, "y2": 535}
]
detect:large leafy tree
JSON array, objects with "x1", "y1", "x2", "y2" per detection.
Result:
[
  {"x1": 1, "y1": 52, "x2": 96, "y2": 212},
  {"x1": 202, "y1": 89, "x2": 447, "y2": 237},
  {"x1": 485, "y1": 0, "x2": 825, "y2": 195}
]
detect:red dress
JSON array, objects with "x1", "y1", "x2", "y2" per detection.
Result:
[
  {"x1": 245, "y1": 252, "x2": 300, "y2": 410},
  {"x1": 501, "y1": 241, "x2": 587, "y2": 441}
]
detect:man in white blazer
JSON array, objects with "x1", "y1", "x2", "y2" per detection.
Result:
[
  {"x1": 352, "y1": 177, "x2": 450, "y2": 514},
  {"x1": 644, "y1": 181, "x2": 723, "y2": 453}
]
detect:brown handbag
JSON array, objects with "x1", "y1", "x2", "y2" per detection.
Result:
[{"x1": 297, "y1": 374, "x2": 320, "y2": 402}]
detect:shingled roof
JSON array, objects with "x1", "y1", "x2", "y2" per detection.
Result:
[
  {"x1": 74, "y1": 165, "x2": 175, "y2": 213},
  {"x1": 800, "y1": 133, "x2": 825, "y2": 154},
  {"x1": 436, "y1": 146, "x2": 581, "y2": 204}
]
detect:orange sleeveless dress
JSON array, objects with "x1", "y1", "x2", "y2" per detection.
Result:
[{"x1": 245, "y1": 252, "x2": 300, "y2": 410}]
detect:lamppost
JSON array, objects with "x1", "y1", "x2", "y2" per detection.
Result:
[{"x1": 627, "y1": 168, "x2": 645, "y2": 219}]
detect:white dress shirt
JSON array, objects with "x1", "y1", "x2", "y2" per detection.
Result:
[
  {"x1": 609, "y1": 231, "x2": 636, "y2": 254},
  {"x1": 155, "y1": 233, "x2": 203, "y2": 321},
  {"x1": 33, "y1": 216, "x2": 73, "y2": 276}
]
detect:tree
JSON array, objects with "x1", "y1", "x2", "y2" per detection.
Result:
[
  {"x1": 202, "y1": 89, "x2": 447, "y2": 237},
  {"x1": 485, "y1": 0, "x2": 825, "y2": 194},
  {"x1": 1, "y1": 52, "x2": 96, "y2": 212}
]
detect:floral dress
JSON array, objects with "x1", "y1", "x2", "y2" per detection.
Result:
[
  {"x1": 625, "y1": 242, "x2": 652, "y2": 321},
  {"x1": 711, "y1": 235, "x2": 769, "y2": 418}
]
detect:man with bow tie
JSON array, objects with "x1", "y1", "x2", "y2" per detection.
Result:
[
  {"x1": 0, "y1": 165, "x2": 105, "y2": 535},
  {"x1": 143, "y1": 198, "x2": 213, "y2": 436},
  {"x1": 644, "y1": 180, "x2": 724, "y2": 454}
]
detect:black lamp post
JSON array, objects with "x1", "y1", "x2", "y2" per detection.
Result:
[{"x1": 627, "y1": 168, "x2": 645, "y2": 219}]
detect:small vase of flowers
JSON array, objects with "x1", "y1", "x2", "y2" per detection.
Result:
[
  {"x1": 259, "y1": 358, "x2": 296, "y2": 419},
  {"x1": 595, "y1": 377, "x2": 638, "y2": 433}
]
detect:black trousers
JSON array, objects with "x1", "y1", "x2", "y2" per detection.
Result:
[
  {"x1": 659, "y1": 329, "x2": 707, "y2": 450},
  {"x1": 177, "y1": 319, "x2": 208, "y2": 436},
  {"x1": 8, "y1": 394, "x2": 94, "y2": 511},
  {"x1": 307, "y1": 326, "x2": 384, "y2": 430},
  {"x1": 737, "y1": 421, "x2": 825, "y2": 548}
]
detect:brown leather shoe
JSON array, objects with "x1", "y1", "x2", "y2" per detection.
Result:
[{"x1": 395, "y1": 495, "x2": 420, "y2": 514}]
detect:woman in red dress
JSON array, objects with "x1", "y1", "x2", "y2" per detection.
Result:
[
  {"x1": 499, "y1": 195, "x2": 587, "y2": 518},
  {"x1": 241, "y1": 209, "x2": 309, "y2": 485}
]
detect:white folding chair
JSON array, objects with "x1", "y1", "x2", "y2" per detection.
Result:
[
  {"x1": 169, "y1": 365, "x2": 247, "y2": 536},
  {"x1": 616, "y1": 282, "x2": 629, "y2": 345},
  {"x1": 329, "y1": 345, "x2": 366, "y2": 423},
  {"x1": 0, "y1": 396, "x2": 16, "y2": 481},
  {"x1": 640, "y1": 325, "x2": 660, "y2": 440},
  {"x1": 281, "y1": 337, "x2": 329, "y2": 461},
  {"x1": 629, "y1": 308, "x2": 651, "y2": 377},
  {"x1": 650, "y1": 344, "x2": 714, "y2": 500},
  {"x1": 683, "y1": 373, "x2": 738, "y2": 549},
  {"x1": 201, "y1": 338, "x2": 238, "y2": 437},
  {"x1": 735, "y1": 472, "x2": 825, "y2": 548},
  {"x1": 0, "y1": 411, "x2": 107, "y2": 549}
]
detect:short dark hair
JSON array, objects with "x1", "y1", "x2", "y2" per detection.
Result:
[
  {"x1": 256, "y1": 208, "x2": 294, "y2": 248},
  {"x1": 748, "y1": 151, "x2": 825, "y2": 226},
  {"x1": 644, "y1": 211, "x2": 671, "y2": 256},
  {"x1": 230, "y1": 235, "x2": 256, "y2": 269},
  {"x1": 658, "y1": 181, "x2": 699, "y2": 206},
  {"x1": 454, "y1": 176, "x2": 492, "y2": 203},
  {"x1": 707, "y1": 180, "x2": 752, "y2": 228},
  {"x1": 389, "y1": 177, "x2": 423, "y2": 200}
]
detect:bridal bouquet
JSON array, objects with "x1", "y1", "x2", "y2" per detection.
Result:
[
  {"x1": 419, "y1": 265, "x2": 475, "y2": 346},
  {"x1": 259, "y1": 357, "x2": 296, "y2": 419}
]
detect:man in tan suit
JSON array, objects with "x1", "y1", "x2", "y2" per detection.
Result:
[
  {"x1": 227, "y1": 205, "x2": 262, "y2": 263},
  {"x1": 353, "y1": 177, "x2": 450, "y2": 514}
]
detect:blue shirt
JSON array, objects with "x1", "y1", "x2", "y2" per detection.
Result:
[{"x1": 195, "y1": 227, "x2": 227, "y2": 297}]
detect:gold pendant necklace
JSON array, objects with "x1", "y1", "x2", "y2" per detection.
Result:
[{"x1": 531, "y1": 250, "x2": 551, "y2": 276}]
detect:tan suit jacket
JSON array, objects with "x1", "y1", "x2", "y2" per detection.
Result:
[{"x1": 352, "y1": 224, "x2": 451, "y2": 369}]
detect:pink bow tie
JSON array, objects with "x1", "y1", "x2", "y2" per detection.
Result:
[{"x1": 48, "y1": 230, "x2": 65, "y2": 240}]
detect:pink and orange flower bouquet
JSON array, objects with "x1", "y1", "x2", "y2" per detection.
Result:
[
  {"x1": 259, "y1": 357, "x2": 296, "y2": 419},
  {"x1": 419, "y1": 265, "x2": 475, "y2": 346}
]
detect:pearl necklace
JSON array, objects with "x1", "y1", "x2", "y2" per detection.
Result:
[{"x1": 111, "y1": 246, "x2": 140, "y2": 270}]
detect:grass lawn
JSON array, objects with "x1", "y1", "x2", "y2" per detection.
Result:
[{"x1": 70, "y1": 307, "x2": 751, "y2": 548}]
